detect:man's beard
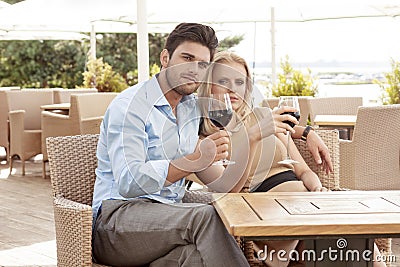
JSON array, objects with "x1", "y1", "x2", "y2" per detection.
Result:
[{"x1": 165, "y1": 67, "x2": 201, "y2": 96}]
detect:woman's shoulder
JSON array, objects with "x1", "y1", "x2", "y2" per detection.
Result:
[{"x1": 253, "y1": 106, "x2": 272, "y2": 119}]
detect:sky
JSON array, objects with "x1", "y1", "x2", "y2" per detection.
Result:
[{"x1": 219, "y1": 16, "x2": 400, "y2": 70}]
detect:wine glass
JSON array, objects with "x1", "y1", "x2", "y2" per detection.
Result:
[
  {"x1": 278, "y1": 96, "x2": 300, "y2": 165},
  {"x1": 208, "y1": 93, "x2": 235, "y2": 165}
]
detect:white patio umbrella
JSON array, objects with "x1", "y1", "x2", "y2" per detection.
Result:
[
  {"x1": 0, "y1": 1, "x2": 9, "y2": 9},
  {"x1": 0, "y1": 30, "x2": 89, "y2": 40},
  {"x1": 0, "y1": 0, "x2": 171, "y2": 81},
  {"x1": 0, "y1": 0, "x2": 399, "y2": 82}
]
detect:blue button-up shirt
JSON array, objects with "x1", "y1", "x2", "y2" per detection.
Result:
[{"x1": 92, "y1": 76, "x2": 200, "y2": 219}]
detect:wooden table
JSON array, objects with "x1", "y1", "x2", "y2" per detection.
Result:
[
  {"x1": 40, "y1": 103, "x2": 70, "y2": 115},
  {"x1": 314, "y1": 115, "x2": 357, "y2": 139},
  {"x1": 212, "y1": 191, "x2": 400, "y2": 266}
]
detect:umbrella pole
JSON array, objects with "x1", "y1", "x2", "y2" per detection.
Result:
[
  {"x1": 137, "y1": 0, "x2": 150, "y2": 83},
  {"x1": 90, "y1": 24, "x2": 96, "y2": 60},
  {"x1": 270, "y1": 6, "x2": 276, "y2": 87}
]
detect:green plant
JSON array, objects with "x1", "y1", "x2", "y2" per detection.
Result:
[
  {"x1": 0, "y1": 40, "x2": 86, "y2": 88},
  {"x1": 271, "y1": 55, "x2": 318, "y2": 97},
  {"x1": 126, "y1": 63, "x2": 161, "y2": 86},
  {"x1": 81, "y1": 57, "x2": 128, "y2": 92},
  {"x1": 375, "y1": 59, "x2": 400, "y2": 105}
]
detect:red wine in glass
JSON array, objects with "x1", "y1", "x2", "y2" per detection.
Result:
[
  {"x1": 208, "y1": 93, "x2": 235, "y2": 165},
  {"x1": 208, "y1": 109, "x2": 233, "y2": 129},
  {"x1": 281, "y1": 111, "x2": 300, "y2": 128},
  {"x1": 278, "y1": 96, "x2": 300, "y2": 165}
]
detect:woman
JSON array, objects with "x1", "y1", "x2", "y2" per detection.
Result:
[
  {"x1": 197, "y1": 51, "x2": 325, "y2": 194},
  {"x1": 195, "y1": 51, "x2": 386, "y2": 267}
]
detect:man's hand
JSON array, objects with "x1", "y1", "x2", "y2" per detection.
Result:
[
  {"x1": 306, "y1": 131, "x2": 333, "y2": 174},
  {"x1": 196, "y1": 130, "x2": 230, "y2": 166}
]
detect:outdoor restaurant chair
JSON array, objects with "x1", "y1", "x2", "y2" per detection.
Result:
[
  {"x1": 7, "y1": 89, "x2": 53, "y2": 175},
  {"x1": 308, "y1": 96, "x2": 362, "y2": 126},
  {"x1": 340, "y1": 104, "x2": 400, "y2": 190},
  {"x1": 52, "y1": 88, "x2": 98, "y2": 104},
  {"x1": 338, "y1": 104, "x2": 400, "y2": 259},
  {"x1": 47, "y1": 134, "x2": 243, "y2": 267},
  {"x1": 0, "y1": 88, "x2": 20, "y2": 162},
  {"x1": 46, "y1": 134, "x2": 109, "y2": 267},
  {"x1": 41, "y1": 92, "x2": 118, "y2": 178},
  {"x1": 261, "y1": 96, "x2": 311, "y2": 126}
]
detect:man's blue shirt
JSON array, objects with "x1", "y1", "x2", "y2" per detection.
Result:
[{"x1": 92, "y1": 76, "x2": 200, "y2": 219}]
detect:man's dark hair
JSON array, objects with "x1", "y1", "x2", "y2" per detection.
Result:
[{"x1": 164, "y1": 22, "x2": 219, "y2": 61}]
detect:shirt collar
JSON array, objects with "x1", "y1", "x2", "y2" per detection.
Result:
[
  {"x1": 146, "y1": 75, "x2": 169, "y2": 107},
  {"x1": 147, "y1": 75, "x2": 196, "y2": 108}
]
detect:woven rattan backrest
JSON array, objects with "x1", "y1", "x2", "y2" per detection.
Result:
[
  {"x1": 76, "y1": 93, "x2": 118, "y2": 119},
  {"x1": 294, "y1": 129, "x2": 340, "y2": 190},
  {"x1": 46, "y1": 134, "x2": 99, "y2": 205},
  {"x1": 350, "y1": 104, "x2": 400, "y2": 189},
  {"x1": 53, "y1": 88, "x2": 98, "y2": 103},
  {"x1": 309, "y1": 97, "x2": 362, "y2": 125},
  {"x1": 7, "y1": 89, "x2": 54, "y2": 130}
]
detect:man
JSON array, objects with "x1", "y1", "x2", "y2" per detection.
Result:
[{"x1": 92, "y1": 22, "x2": 250, "y2": 267}]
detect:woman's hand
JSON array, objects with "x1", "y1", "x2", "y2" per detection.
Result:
[
  {"x1": 271, "y1": 106, "x2": 299, "y2": 134},
  {"x1": 248, "y1": 107, "x2": 299, "y2": 143},
  {"x1": 306, "y1": 131, "x2": 334, "y2": 174},
  {"x1": 311, "y1": 186, "x2": 329, "y2": 192}
]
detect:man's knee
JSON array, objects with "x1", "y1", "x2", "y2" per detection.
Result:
[{"x1": 192, "y1": 204, "x2": 218, "y2": 223}]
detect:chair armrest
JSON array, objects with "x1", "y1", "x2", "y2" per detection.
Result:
[
  {"x1": 183, "y1": 190, "x2": 214, "y2": 204},
  {"x1": 80, "y1": 116, "x2": 103, "y2": 134},
  {"x1": 53, "y1": 197, "x2": 93, "y2": 267},
  {"x1": 9, "y1": 110, "x2": 25, "y2": 134},
  {"x1": 41, "y1": 111, "x2": 76, "y2": 136},
  {"x1": 41, "y1": 110, "x2": 70, "y2": 120},
  {"x1": 41, "y1": 111, "x2": 77, "y2": 160},
  {"x1": 8, "y1": 110, "x2": 26, "y2": 151},
  {"x1": 293, "y1": 129, "x2": 340, "y2": 190},
  {"x1": 339, "y1": 139, "x2": 356, "y2": 189}
]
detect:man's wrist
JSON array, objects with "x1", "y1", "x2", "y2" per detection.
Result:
[{"x1": 301, "y1": 125, "x2": 314, "y2": 141}]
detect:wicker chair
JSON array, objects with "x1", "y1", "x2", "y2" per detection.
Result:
[
  {"x1": 340, "y1": 105, "x2": 400, "y2": 190},
  {"x1": 42, "y1": 92, "x2": 118, "y2": 179},
  {"x1": 354, "y1": 107, "x2": 400, "y2": 256},
  {"x1": 308, "y1": 97, "x2": 362, "y2": 125},
  {"x1": 184, "y1": 129, "x2": 341, "y2": 266},
  {"x1": 47, "y1": 134, "x2": 254, "y2": 266},
  {"x1": 339, "y1": 105, "x2": 400, "y2": 262},
  {"x1": 52, "y1": 88, "x2": 98, "y2": 104},
  {"x1": 46, "y1": 134, "x2": 108, "y2": 267},
  {"x1": 7, "y1": 89, "x2": 54, "y2": 175},
  {"x1": 0, "y1": 88, "x2": 14, "y2": 162}
]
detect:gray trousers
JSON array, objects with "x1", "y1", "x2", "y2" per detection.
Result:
[{"x1": 92, "y1": 198, "x2": 249, "y2": 267}]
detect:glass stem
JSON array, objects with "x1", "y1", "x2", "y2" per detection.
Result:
[{"x1": 286, "y1": 130, "x2": 291, "y2": 160}]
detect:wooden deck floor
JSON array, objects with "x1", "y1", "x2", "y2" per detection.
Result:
[
  {"x1": 0, "y1": 149, "x2": 399, "y2": 267},
  {"x1": 0, "y1": 154, "x2": 56, "y2": 267}
]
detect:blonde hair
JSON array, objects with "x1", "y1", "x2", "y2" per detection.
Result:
[{"x1": 198, "y1": 51, "x2": 254, "y2": 136}]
